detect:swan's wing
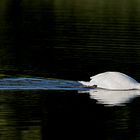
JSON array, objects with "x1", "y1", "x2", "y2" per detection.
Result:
[
  {"x1": 90, "y1": 72, "x2": 139, "y2": 83},
  {"x1": 89, "y1": 72, "x2": 139, "y2": 90}
]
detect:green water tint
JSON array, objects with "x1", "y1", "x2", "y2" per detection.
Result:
[
  {"x1": 0, "y1": 0, "x2": 140, "y2": 79},
  {"x1": 0, "y1": 90, "x2": 139, "y2": 140}
]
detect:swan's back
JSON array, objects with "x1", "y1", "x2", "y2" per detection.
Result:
[{"x1": 89, "y1": 72, "x2": 140, "y2": 90}]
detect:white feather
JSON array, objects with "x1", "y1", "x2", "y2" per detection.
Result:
[{"x1": 79, "y1": 72, "x2": 140, "y2": 90}]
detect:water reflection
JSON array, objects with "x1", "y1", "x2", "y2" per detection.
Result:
[
  {"x1": 0, "y1": 91, "x2": 41, "y2": 140},
  {"x1": 79, "y1": 89, "x2": 140, "y2": 106},
  {"x1": 0, "y1": 0, "x2": 140, "y2": 79},
  {"x1": 32, "y1": 90, "x2": 140, "y2": 140},
  {"x1": 0, "y1": 90, "x2": 140, "y2": 139}
]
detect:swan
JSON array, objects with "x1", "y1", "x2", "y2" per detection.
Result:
[{"x1": 79, "y1": 71, "x2": 140, "y2": 90}]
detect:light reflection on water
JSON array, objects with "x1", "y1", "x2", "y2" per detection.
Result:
[
  {"x1": 0, "y1": 77, "x2": 82, "y2": 90},
  {"x1": 0, "y1": 77, "x2": 140, "y2": 105},
  {"x1": 0, "y1": 79, "x2": 140, "y2": 139},
  {"x1": 79, "y1": 89, "x2": 140, "y2": 106},
  {"x1": 1, "y1": 77, "x2": 140, "y2": 106},
  {"x1": 0, "y1": 91, "x2": 41, "y2": 140}
]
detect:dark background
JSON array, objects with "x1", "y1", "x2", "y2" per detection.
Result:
[
  {"x1": 0, "y1": 0, "x2": 140, "y2": 80},
  {"x1": 1, "y1": 90, "x2": 140, "y2": 140}
]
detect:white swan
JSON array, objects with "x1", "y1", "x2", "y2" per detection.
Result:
[{"x1": 79, "y1": 71, "x2": 140, "y2": 90}]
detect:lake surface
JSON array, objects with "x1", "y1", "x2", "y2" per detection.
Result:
[
  {"x1": 1, "y1": 89, "x2": 140, "y2": 140},
  {"x1": 0, "y1": 78, "x2": 140, "y2": 139},
  {"x1": 0, "y1": 0, "x2": 140, "y2": 80},
  {"x1": 0, "y1": 0, "x2": 140, "y2": 139}
]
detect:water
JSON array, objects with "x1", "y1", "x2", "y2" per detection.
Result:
[
  {"x1": 0, "y1": 0, "x2": 140, "y2": 139},
  {"x1": 0, "y1": 77, "x2": 82, "y2": 90},
  {"x1": 0, "y1": 78, "x2": 139, "y2": 139},
  {"x1": 1, "y1": 89, "x2": 140, "y2": 140},
  {"x1": 0, "y1": 0, "x2": 140, "y2": 79}
]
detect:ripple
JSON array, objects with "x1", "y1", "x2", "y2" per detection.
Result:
[{"x1": 0, "y1": 77, "x2": 84, "y2": 90}]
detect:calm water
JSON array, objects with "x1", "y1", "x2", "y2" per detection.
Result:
[
  {"x1": 0, "y1": 0, "x2": 140, "y2": 79},
  {"x1": 0, "y1": 78, "x2": 139, "y2": 139},
  {"x1": 0, "y1": 89, "x2": 140, "y2": 140},
  {"x1": 1, "y1": 0, "x2": 140, "y2": 139}
]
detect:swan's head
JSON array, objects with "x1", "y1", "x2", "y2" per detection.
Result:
[
  {"x1": 91, "y1": 85, "x2": 97, "y2": 88},
  {"x1": 79, "y1": 81, "x2": 97, "y2": 88}
]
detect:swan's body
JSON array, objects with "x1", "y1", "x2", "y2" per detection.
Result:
[{"x1": 79, "y1": 72, "x2": 140, "y2": 90}]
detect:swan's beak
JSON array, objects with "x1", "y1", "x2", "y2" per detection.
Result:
[{"x1": 82, "y1": 85, "x2": 97, "y2": 89}]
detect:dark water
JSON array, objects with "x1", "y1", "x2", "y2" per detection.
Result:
[
  {"x1": 1, "y1": 0, "x2": 140, "y2": 139},
  {"x1": 0, "y1": 78, "x2": 139, "y2": 139},
  {"x1": 0, "y1": 0, "x2": 140, "y2": 80},
  {"x1": 0, "y1": 89, "x2": 140, "y2": 140}
]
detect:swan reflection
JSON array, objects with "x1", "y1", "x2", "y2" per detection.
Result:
[{"x1": 79, "y1": 89, "x2": 140, "y2": 106}]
